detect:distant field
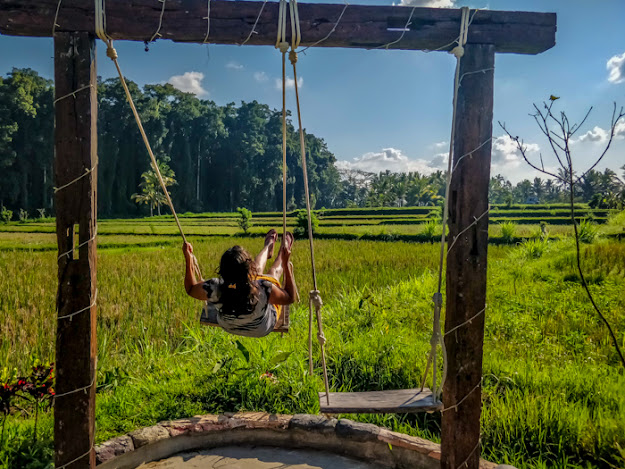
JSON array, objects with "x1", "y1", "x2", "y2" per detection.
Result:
[
  {"x1": 1, "y1": 207, "x2": 624, "y2": 469},
  {"x1": 0, "y1": 205, "x2": 621, "y2": 250}
]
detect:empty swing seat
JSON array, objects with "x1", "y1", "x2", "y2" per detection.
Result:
[
  {"x1": 200, "y1": 303, "x2": 290, "y2": 334},
  {"x1": 319, "y1": 388, "x2": 442, "y2": 414}
]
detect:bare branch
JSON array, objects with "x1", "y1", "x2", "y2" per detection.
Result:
[
  {"x1": 498, "y1": 121, "x2": 561, "y2": 180},
  {"x1": 577, "y1": 103, "x2": 625, "y2": 182}
]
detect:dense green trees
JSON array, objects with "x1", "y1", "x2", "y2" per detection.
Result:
[
  {"x1": 0, "y1": 69, "x2": 341, "y2": 217},
  {"x1": 1, "y1": 68, "x2": 623, "y2": 218}
]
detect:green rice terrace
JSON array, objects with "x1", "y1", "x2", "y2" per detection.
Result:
[{"x1": 1, "y1": 206, "x2": 624, "y2": 468}]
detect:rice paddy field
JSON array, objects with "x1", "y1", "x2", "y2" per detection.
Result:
[{"x1": 1, "y1": 206, "x2": 624, "y2": 468}]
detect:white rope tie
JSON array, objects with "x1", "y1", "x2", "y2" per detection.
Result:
[
  {"x1": 203, "y1": 0, "x2": 211, "y2": 44},
  {"x1": 53, "y1": 164, "x2": 97, "y2": 193},
  {"x1": 56, "y1": 446, "x2": 94, "y2": 469},
  {"x1": 439, "y1": 378, "x2": 482, "y2": 414},
  {"x1": 149, "y1": 0, "x2": 167, "y2": 43},
  {"x1": 54, "y1": 374, "x2": 96, "y2": 399},
  {"x1": 450, "y1": 137, "x2": 493, "y2": 175},
  {"x1": 240, "y1": 0, "x2": 268, "y2": 46},
  {"x1": 297, "y1": 0, "x2": 348, "y2": 53},
  {"x1": 53, "y1": 84, "x2": 95, "y2": 104},
  {"x1": 57, "y1": 227, "x2": 98, "y2": 261},
  {"x1": 57, "y1": 290, "x2": 98, "y2": 322},
  {"x1": 52, "y1": 0, "x2": 63, "y2": 35},
  {"x1": 423, "y1": 9, "x2": 479, "y2": 54},
  {"x1": 375, "y1": 5, "x2": 417, "y2": 50},
  {"x1": 446, "y1": 209, "x2": 490, "y2": 254},
  {"x1": 444, "y1": 307, "x2": 486, "y2": 338},
  {"x1": 455, "y1": 438, "x2": 482, "y2": 469}
]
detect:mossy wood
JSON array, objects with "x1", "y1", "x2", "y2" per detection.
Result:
[{"x1": 319, "y1": 389, "x2": 442, "y2": 414}]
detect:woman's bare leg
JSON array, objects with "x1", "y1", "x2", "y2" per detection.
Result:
[
  {"x1": 268, "y1": 232, "x2": 293, "y2": 280},
  {"x1": 255, "y1": 229, "x2": 277, "y2": 274}
]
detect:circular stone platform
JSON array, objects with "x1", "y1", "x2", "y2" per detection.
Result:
[
  {"x1": 95, "y1": 412, "x2": 505, "y2": 469},
  {"x1": 141, "y1": 446, "x2": 377, "y2": 468}
]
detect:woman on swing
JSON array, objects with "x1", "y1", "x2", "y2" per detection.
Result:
[{"x1": 183, "y1": 229, "x2": 297, "y2": 338}]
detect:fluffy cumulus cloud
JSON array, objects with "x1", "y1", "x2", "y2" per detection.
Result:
[
  {"x1": 578, "y1": 126, "x2": 609, "y2": 143},
  {"x1": 254, "y1": 71, "x2": 268, "y2": 82},
  {"x1": 226, "y1": 61, "x2": 244, "y2": 71},
  {"x1": 607, "y1": 52, "x2": 625, "y2": 84},
  {"x1": 491, "y1": 135, "x2": 540, "y2": 169},
  {"x1": 275, "y1": 76, "x2": 303, "y2": 90},
  {"x1": 398, "y1": 0, "x2": 454, "y2": 7},
  {"x1": 336, "y1": 147, "x2": 443, "y2": 174},
  {"x1": 167, "y1": 71, "x2": 208, "y2": 97}
]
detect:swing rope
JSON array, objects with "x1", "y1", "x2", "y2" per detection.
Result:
[
  {"x1": 277, "y1": 0, "x2": 331, "y2": 404},
  {"x1": 94, "y1": 0, "x2": 202, "y2": 281},
  {"x1": 421, "y1": 6, "x2": 471, "y2": 401}
]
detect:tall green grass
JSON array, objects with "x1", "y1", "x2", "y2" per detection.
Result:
[{"x1": 1, "y1": 234, "x2": 624, "y2": 468}]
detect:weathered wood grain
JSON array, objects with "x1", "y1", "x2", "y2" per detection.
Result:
[
  {"x1": 1, "y1": 0, "x2": 556, "y2": 53},
  {"x1": 441, "y1": 43, "x2": 495, "y2": 469},
  {"x1": 319, "y1": 388, "x2": 442, "y2": 414},
  {"x1": 54, "y1": 31, "x2": 98, "y2": 469}
]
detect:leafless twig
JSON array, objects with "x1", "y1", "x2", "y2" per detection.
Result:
[{"x1": 499, "y1": 99, "x2": 625, "y2": 371}]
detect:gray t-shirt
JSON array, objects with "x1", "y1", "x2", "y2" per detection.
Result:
[{"x1": 202, "y1": 278, "x2": 277, "y2": 338}]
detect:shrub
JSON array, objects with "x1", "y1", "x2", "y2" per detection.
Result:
[
  {"x1": 519, "y1": 238, "x2": 547, "y2": 259},
  {"x1": 294, "y1": 209, "x2": 319, "y2": 237},
  {"x1": 0, "y1": 206, "x2": 12, "y2": 223},
  {"x1": 36, "y1": 209, "x2": 46, "y2": 219},
  {"x1": 499, "y1": 221, "x2": 516, "y2": 243},
  {"x1": 237, "y1": 207, "x2": 253, "y2": 234},
  {"x1": 578, "y1": 219, "x2": 598, "y2": 244},
  {"x1": 17, "y1": 209, "x2": 29, "y2": 222},
  {"x1": 422, "y1": 219, "x2": 439, "y2": 240}
]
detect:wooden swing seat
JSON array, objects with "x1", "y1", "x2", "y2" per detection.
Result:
[
  {"x1": 200, "y1": 304, "x2": 290, "y2": 333},
  {"x1": 319, "y1": 388, "x2": 442, "y2": 414}
]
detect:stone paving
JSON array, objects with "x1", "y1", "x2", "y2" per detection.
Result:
[{"x1": 140, "y1": 446, "x2": 378, "y2": 469}]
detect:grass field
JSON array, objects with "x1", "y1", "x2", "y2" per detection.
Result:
[{"x1": 1, "y1": 207, "x2": 624, "y2": 468}]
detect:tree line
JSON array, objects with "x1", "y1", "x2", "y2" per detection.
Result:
[{"x1": 1, "y1": 68, "x2": 624, "y2": 219}]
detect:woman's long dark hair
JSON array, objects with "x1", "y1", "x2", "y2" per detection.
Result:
[{"x1": 218, "y1": 246, "x2": 259, "y2": 316}]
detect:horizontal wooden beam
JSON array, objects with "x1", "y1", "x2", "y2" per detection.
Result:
[{"x1": 0, "y1": 0, "x2": 555, "y2": 54}]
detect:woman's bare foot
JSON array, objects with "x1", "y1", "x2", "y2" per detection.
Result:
[{"x1": 264, "y1": 229, "x2": 278, "y2": 259}]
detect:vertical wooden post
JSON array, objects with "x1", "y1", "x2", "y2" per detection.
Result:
[
  {"x1": 442, "y1": 43, "x2": 495, "y2": 469},
  {"x1": 54, "y1": 32, "x2": 97, "y2": 469}
]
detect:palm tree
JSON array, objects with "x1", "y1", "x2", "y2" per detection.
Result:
[{"x1": 131, "y1": 161, "x2": 176, "y2": 216}]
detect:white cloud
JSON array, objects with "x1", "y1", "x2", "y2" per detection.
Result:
[
  {"x1": 254, "y1": 71, "x2": 268, "y2": 82},
  {"x1": 578, "y1": 126, "x2": 608, "y2": 144},
  {"x1": 336, "y1": 148, "x2": 441, "y2": 174},
  {"x1": 226, "y1": 61, "x2": 244, "y2": 71},
  {"x1": 398, "y1": 0, "x2": 454, "y2": 7},
  {"x1": 615, "y1": 121, "x2": 625, "y2": 139},
  {"x1": 607, "y1": 52, "x2": 625, "y2": 84},
  {"x1": 429, "y1": 152, "x2": 448, "y2": 168},
  {"x1": 430, "y1": 141, "x2": 448, "y2": 150},
  {"x1": 275, "y1": 76, "x2": 304, "y2": 90},
  {"x1": 491, "y1": 135, "x2": 540, "y2": 169},
  {"x1": 167, "y1": 71, "x2": 208, "y2": 97}
]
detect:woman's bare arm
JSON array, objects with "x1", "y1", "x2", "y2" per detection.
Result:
[{"x1": 183, "y1": 242, "x2": 208, "y2": 301}]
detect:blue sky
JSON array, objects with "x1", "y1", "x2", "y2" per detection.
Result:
[{"x1": 1, "y1": 0, "x2": 623, "y2": 183}]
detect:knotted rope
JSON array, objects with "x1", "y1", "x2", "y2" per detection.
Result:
[
  {"x1": 277, "y1": 0, "x2": 330, "y2": 404},
  {"x1": 422, "y1": 6, "x2": 471, "y2": 401}
]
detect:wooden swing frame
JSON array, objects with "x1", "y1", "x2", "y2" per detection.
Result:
[{"x1": 0, "y1": 1, "x2": 556, "y2": 468}]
